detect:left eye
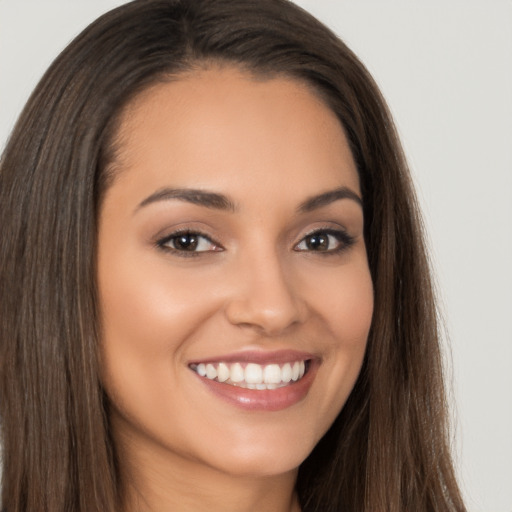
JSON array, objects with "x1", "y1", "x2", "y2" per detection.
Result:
[
  {"x1": 294, "y1": 229, "x2": 353, "y2": 253},
  {"x1": 158, "y1": 231, "x2": 219, "y2": 253}
]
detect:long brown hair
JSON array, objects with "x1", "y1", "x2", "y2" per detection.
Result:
[{"x1": 0, "y1": 1, "x2": 466, "y2": 510}]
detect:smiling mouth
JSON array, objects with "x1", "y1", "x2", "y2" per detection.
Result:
[{"x1": 189, "y1": 360, "x2": 309, "y2": 390}]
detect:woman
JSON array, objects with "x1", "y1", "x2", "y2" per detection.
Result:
[{"x1": 0, "y1": 0, "x2": 466, "y2": 511}]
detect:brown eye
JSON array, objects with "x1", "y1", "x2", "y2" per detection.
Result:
[
  {"x1": 304, "y1": 233, "x2": 330, "y2": 251},
  {"x1": 173, "y1": 233, "x2": 199, "y2": 251},
  {"x1": 157, "y1": 231, "x2": 221, "y2": 254},
  {"x1": 295, "y1": 229, "x2": 355, "y2": 253}
]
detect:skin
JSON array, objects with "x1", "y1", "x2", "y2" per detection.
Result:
[{"x1": 97, "y1": 66, "x2": 374, "y2": 512}]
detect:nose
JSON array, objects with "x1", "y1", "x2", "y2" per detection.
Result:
[{"x1": 224, "y1": 250, "x2": 308, "y2": 336}]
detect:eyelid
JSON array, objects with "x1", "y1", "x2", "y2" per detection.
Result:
[
  {"x1": 154, "y1": 225, "x2": 355, "y2": 258},
  {"x1": 156, "y1": 228, "x2": 224, "y2": 256},
  {"x1": 293, "y1": 226, "x2": 355, "y2": 253}
]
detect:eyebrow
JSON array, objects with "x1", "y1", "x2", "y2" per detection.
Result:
[
  {"x1": 136, "y1": 188, "x2": 237, "y2": 213},
  {"x1": 135, "y1": 185, "x2": 362, "y2": 214},
  {"x1": 297, "y1": 186, "x2": 363, "y2": 213}
]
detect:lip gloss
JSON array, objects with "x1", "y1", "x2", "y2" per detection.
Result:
[{"x1": 191, "y1": 359, "x2": 318, "y2": 411}]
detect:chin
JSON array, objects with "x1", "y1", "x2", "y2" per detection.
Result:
[{"x1": 186, "y1": 416, "x2": 328, "y2": 479}]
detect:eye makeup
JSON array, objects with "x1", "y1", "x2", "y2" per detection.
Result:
[
  {"x1": 154, "y1": 225, "x2": 356, "y2": 259},
  {"x1": 294, "y1": 227, "x2": 355, "y2": 255},
  {"x1": 156, "y1": 229, "x2": 224, "y2": 258}
]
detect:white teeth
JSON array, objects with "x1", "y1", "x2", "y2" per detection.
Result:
[
  {"x1": 217, "y1": 362, "x2": 230, "y2": 382},
  {"x1": 263, "y1": 364, "x2": 281, "y2": 384},
  {"x1": 245, "y1": 363, "x2": 263, "y2": 384},
  {"x1": 206, "y1": 363, "x2": 217, "y2": 380},
  {"x1": 230, "y1": 362, "x2": 244, "y2": 383},
  {"x1": 191, "y1": 360, "x2": 309, "y2": 389},
  {"x1": 299, "y1": 360, "x2": 305, "y2": 378},
  {"x1": 291, "y1": 362, "x2": 300, "y2": 381},
  {"x1": 281, "y1": 363, "x2": 292, "y2": 383}
]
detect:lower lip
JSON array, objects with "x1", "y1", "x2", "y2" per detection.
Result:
[{"x1": 192, "y1": 361, "x2": 318, "y2": 411}]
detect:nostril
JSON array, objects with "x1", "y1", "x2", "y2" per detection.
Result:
[{"x1": 224, "y1": 295, "x2": 306, "y2": 335}]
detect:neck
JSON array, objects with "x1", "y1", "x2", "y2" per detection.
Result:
[{"x1": 117, "y1": 433, "x2": 301, "y2": 512}]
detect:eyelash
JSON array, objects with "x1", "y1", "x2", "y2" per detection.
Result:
[
  {"x1": 156, "y1": 229, "x2": 222, "y2": 258},
  {"x1": 156, "y1": 227, "x2": 355, "y2": 258},
  {"x1": 294, "y1": 228, "x2": 356, "y2": 255}
]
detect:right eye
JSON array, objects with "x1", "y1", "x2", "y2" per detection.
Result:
[{"x1": 157, "y1": 230, "x2": 222, "y2": 256}]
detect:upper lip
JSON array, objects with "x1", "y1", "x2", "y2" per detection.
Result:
[{"x1": 188, "y1": 349, "x2": 317, "y2": 366}]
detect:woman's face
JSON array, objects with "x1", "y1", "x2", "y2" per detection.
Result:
[{"x1": 97, "y1": 66, "x2": 373, "y2": 479}]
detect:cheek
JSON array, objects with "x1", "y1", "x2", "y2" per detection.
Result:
[
  {"x1": 98, "y1": 245, "x2": 219, "y2": 354},
  {"x1": 96, "y1": 238, "x2": 223, "y2": 415},
  {"x1": 335, "y1": 269, "x2": 373, "y2": 345},
  {"x1": 97, "y1": 253, "x2": 225, "y2": 453},
  {"x1": 304, "y1": 255, "x2": 374, "y2": 343},
  {"x1": 328, "y1": 261, "x2": 373, "y2": 371},
  {"x1": 307, "y1": 259, "x2": 373, "y2": 421}
]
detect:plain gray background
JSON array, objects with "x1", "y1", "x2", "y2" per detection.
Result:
[{"x1": 1, "y1": 1, "x2": 511, "y2": 511}]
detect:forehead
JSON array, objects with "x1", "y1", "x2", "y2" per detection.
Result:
[{"x1": 108, "y1": 65, "x2": 360, "y2": 204}]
